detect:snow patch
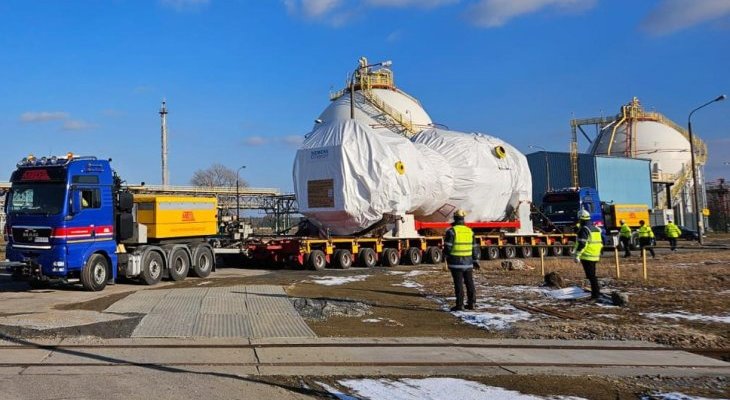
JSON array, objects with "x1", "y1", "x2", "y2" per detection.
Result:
[
  {"x1": 642, "y1": 392, "x2": 720, "y2": 400},
  {"x1": 643, "y1": 312, "x2": 730, "y2": 324},
  {"x1": 308, "y1": 275, "x2": 370, "y2": 286},
  {"x1": 404, "y1": 270, "x2": 430, "y2": 277},
  {"x1": 452, "y1": 304, "x2": 532, "y2": 330},
  {"x1": 392, "y1": 281, "x2": 422, "y2": 289},
  {"x1": 544, "y1": 286, "x2": 591, "y2": 300},
  {"x1": 324, "y1": 378, "x2": 588, "y2": 400},
  {"x1": 387, "y1": 271, "x2": 406, "y2": 275}
]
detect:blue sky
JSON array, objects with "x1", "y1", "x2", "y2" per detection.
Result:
[{"x1": 1, "y1": 0, "x2": 729, "y2": 191}]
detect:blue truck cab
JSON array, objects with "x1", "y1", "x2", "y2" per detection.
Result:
[
  {"x1": 540, "y1": 187, "x2": 604, "y2": 232},
  {"x1": 4, "y1": 154, "x2": 120, "y2": 290}
]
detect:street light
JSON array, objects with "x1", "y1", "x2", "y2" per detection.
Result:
[
  {"x1": 236, "y1": 165, "x2": 246, "y2": 219},
  {"x1": 688, "y1": 94, "x2": 726, "y2": 245},
  {"x1": 529, "y1": 145, "x2": 551, "y2": 191},
  {"x1": 349, "y1": 59, "x2": 393, "y2": 119}
]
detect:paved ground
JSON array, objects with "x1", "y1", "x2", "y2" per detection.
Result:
[{"x1": 106, "y1": 285, "x2": 315, "y2": 338}]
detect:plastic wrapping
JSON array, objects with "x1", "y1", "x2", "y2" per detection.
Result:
[{"x1": 293, "y1": 122, "x2": 532, "y2": 235}]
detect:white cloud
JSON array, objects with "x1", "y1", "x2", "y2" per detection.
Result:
[
  {"x1": 386, "y1": 30, "x2": 403, "y2": 43},
  {"x1": 62, "y1": 120, "x2": 96, "y2": 131},
  {"x1": 160, "y1": 0, "x2": 210, "y2": 11},
  {"x1": 243, "y1": 136, "x2": 267, "y2": 146},
  {"x1": 641, "y1": 0, "x2": 730, "y2": 36},
  {"x1": 467, "y1": 0, "x2": 596, "y2": 28},
  {"x1": 281, "y1": 135, "x2": 304, "y2": 146},
  {"x1": 365, "y1": 0, "x2": 458, "y2": 8},
  {"x1": 20, "y1": 111, "x2": 69, "y2": 123},
  {"x1": 285, "y1": 0, "x2": 343, "y2": 17}
]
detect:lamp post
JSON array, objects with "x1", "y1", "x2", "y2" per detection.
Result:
[
  {"x1": 688, "y1": 94, "x2": 726, "y2": 245},
  {"x1": 236, "y1": 165, "x2": 246, "y2": 219},
  {"x1": 529, "y1": 145, "x2": 551, "y2": 191},
  {"x1": 349, "y1": 59, "x2": 392, "y2": 119}
]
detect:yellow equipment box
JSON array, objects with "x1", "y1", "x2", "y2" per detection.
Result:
[
  {"x1": 610, "y1": 204, "x2": 650, "y2": 228},
  {"x1": 134, "y1": 195, "x2": 218, "y2": 239}
]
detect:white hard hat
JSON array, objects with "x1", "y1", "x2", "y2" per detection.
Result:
[
  {"x1": 577, "y1": 209, "x2": 591, "y2": 220},
  {"x1": 620, "y1": 219, "x2": 626, "y2": 224}
]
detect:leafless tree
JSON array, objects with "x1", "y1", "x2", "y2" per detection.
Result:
[{"x1": 190, "y1": 164, "x2": 247, "y2": 188}]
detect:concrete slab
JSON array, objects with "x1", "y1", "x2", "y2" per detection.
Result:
[
  {"x1": 256, "y1": 365, "x2": 511, "y2": 376},
  {"x1": 0, "y1": 367, "x2": 24, "y2": 375},
  {"x1": 0, "y1": 310, "x2": 130, "y2": 330},
  {"x1": 20, "y1": 365, "x2": 260, "y2": 376},
  {"x1": 256, "y1": 346, "x2": 488, "y2": 364},
  {"x1": 504, "y1": 366, "x2": 730, "y2": 377},
  {"x1": 250, "y1": 313, "x2": 315, "y2": 338},
  {"x1": 0, "y1": 349, "x2": 52, "y2": 364},
  {"x1": 191, "y1": 315, "x2": 252, "y2": 337},
  {"x1": 132, "y1": 311, "x2": 197, "y2": 337},
  {"x1": 40, "y1": 347, "x2": 257, "y2": 365}
]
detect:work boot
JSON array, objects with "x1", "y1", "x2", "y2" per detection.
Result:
[
  {"x1": 465, "y1": 304, "x2": 475, "y2": 310},
  {"x1": 450, "y1": 305, "x2": 464, "y2": 312}
]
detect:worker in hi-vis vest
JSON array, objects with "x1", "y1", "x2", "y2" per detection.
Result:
[
  {"x1": 574, "y1": 209, "x2": 604, "y2": 300},
  {"x1": 637, "y1": 220, "x2": 655, "y2": 258},
  {"x1": 665, "y1": 219, "x2": 681, "y2": 252},
  {"x1": 619, "y1": 219, "x2": 632, "y2": 258},
  {"x1": 443, "y1": 209, "x2": 480, "y2": 312}
]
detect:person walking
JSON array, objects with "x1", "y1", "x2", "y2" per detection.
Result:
[
  {"x1": 574, "y1": 210, "x2": 604, "y2": 300},
  {"x1": 619, "y1": 219, "x2": 632, "y2": 258},
  {"x1": 637, "y1": 220, "x2": 656, "y2": 258},
  {"x1": 665, "y1": 219, "x2": 681, "y2": 251},
  {"x1": 444, "y1": 209, "x2": 480, "y2": 312}
]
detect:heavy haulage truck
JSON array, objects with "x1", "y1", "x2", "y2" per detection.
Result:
[{"x1": 3, "y1": 154, "x2": 217, "y2": 291}]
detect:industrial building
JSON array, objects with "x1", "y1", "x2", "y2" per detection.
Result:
[{"x1": 563, "y1": 97, "x2": 708, "y2": 230}]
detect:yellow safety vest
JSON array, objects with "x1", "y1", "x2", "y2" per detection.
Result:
[
  {"x1": 451, "y1": 225, "x2": 474, "y2": 257},
  {"x1": 638, "y1": 225, "x2": 654, "y2": 238},
  {"x1": 665, "y1": 223, "x2": 681, "y2": 239},
  {"x1": 576, "y1": 226, "x2": 603, "y2": 262},
  {"x1": 619, "y1": 223, "x2": 631, "y2": 238}
]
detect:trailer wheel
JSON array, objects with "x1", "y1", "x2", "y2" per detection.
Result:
[
  {"x1": 168, "y1": 248, "x2": 190, "y2": 281},
  {"x1": 425, "y1": 246, "x2": 443, "y2": 264},
  {"x1": 333, "y1": 249, "x2": 353, "y2": 269},
  {"x1": 307, "y1": 250, "x2": 327, "y2": 271},
  {"x1": 534, "y1": 246, "x2": 548, "y2": 258},
  {"x1": 81, "y1": 253, "x2": 109, "y2": 291},
  {"x1": 550, "y1": 245, "x2": 564, "y2": 257},
  {"x1": 565, "y1": 241, "x2": 577, "y2": 257},
  {"x1": 518, "y1": 246, "x2": 532, "y2": 258},
  {"x1": 140, "y1": 251, "x2": 163, "y2": 285},
  {"x1": 381, "y1": 248, "x2": 400, "y2": 267},
  {"x1": 405, "y1": 247, "x2": 422, "y2": 266},
  {"x1": 357, "y1": 248, "x2": 377, "y2": 268},
  {"x1": 502, "y1": 246, "x2": 516, "y2": 259},
  {"x1": 191, "y1": 245, "x2": 214, "y2": 278},
  {"x1": 483, "y1": 246, "x2": 499, "y2": 260}
]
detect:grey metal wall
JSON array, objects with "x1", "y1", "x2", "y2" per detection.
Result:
[{"x1": 527, "y1": 152, "x2": 595, "y2": 205}]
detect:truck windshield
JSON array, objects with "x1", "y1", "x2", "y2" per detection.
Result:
[
  {"x1": 7, "y1": 183, "x2": 66, "y2": 215},
  {"x1": 543, "y1": 202, "x2": 579, "y2": 217}
]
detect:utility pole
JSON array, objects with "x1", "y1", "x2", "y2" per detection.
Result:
[{"x1": 160, "y1": 100, "x2": 169, "y2": 188}]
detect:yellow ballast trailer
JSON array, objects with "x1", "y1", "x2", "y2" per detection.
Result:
[{"x1": 134, "y1": 195, "x2": 218, "y2": 239}]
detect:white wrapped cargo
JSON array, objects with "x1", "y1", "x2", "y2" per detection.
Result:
[{"x1": 410, "y1": 129, "x2": 532, "y2": 223}]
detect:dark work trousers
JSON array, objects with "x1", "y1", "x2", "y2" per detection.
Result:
[
  {"x1": 639, "y1": 238, "x2": 655, "y2": 257},
  {"x1": 620, "y1": 236, "x2": 631, "y2": 257},
  {"x1": 668, "y1": 238, "x2": 677, "y2": 251},
  {"x1": 580, "y1": 260, "x2": 600, "y2": 299},
  {"x1": 449, "y1": 267, "x2": 476, "y2": 307}
]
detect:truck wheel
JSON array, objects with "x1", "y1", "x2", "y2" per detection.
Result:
[
  {"x1": 307, "y1": 250, "x2": 327, "y2": 271},
  {"x1": 405, "y1": 247, "x2": 422, "y2": 266},
  {"x1": 518, "y1": 246, "x2": 532, "y2": 258},
  {"x1": 425, "y1": 246, "x2": 443, "y2": 264},
  {"x1": 565, "y1": 241, "x2": 577, "y2": 257},
  {"x1": 333, "y1": 249, "x2": 353, "y2": 269},
  {"x1": 168, "y1": 248, "x2": 190, "y2": 281},
  {"x1": 381, "y1": 248, "x2": 400, "y2": 267},
  {"x1": 550, "y1": 245, "x2": 563, "y2": 257},
  {"x1": 141, "y1": 251, "x2": 163, "y2": 285},
  {"x1": 483, "y1": 246, "x2": 499, "y2": 260},
  {"x1": 502, "y1": 246, "x2": 516, "y2": 259},
  {"x1": 357, "y1": 248, "x2": 378, "y2": 268},
  {"x1": 81, "y1": 253, "x2": 109, "y2": 292},
  {"x1": 534, "y1": 246, "x2": 548, "y2": 258},
  {"x1": 191, "y1": 245, "x2": 214, "y2": 278}
]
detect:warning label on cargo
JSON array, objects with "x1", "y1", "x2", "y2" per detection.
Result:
[{"x1": 308, "y1": 179, "x2": 334, "y2": 208}]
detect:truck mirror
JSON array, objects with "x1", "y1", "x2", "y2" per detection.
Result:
[{"x1": 70, "y1": 190, "x2": 82, "y2": 215}]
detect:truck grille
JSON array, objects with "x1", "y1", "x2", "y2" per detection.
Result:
[{"x1": 12, "y1": 227, "x2": 52, "y2": 245}]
